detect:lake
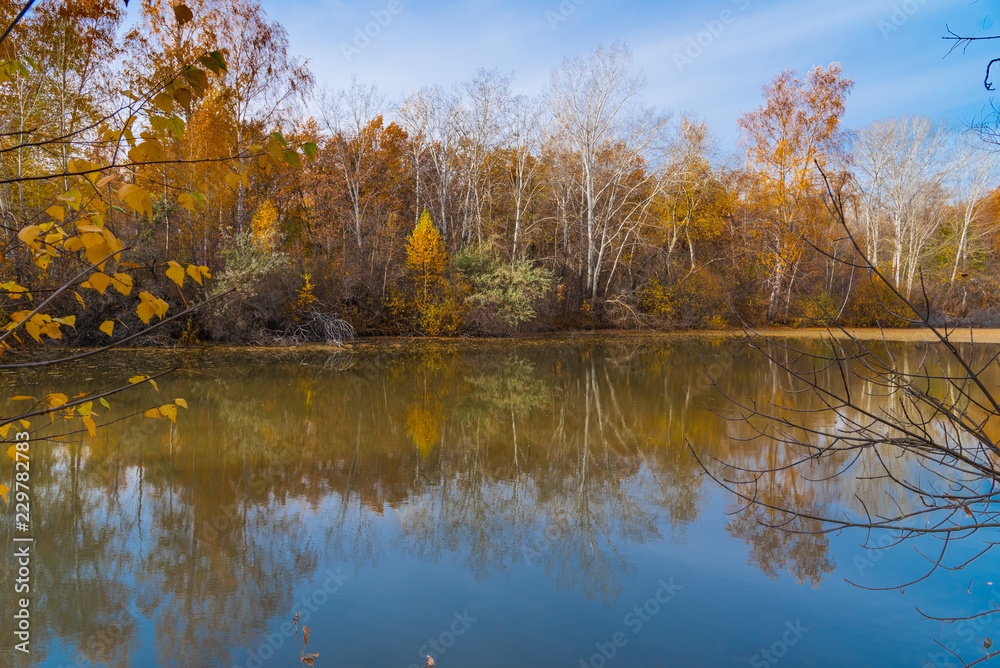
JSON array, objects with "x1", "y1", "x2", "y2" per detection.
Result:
[{"x1": 1, "y1": 333, "x2": 997, "y2": 667}]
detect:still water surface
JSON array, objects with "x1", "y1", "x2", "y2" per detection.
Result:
[{"x1": 1, "y1": 334, "x2": 997, "y2": 667}]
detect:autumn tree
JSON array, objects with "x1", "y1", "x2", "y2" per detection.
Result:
[
  {"x1": 0, "y1": 1, "x2": 313, "y2": 445},
  {"x1": 738, "y1": 64, "x2": 853, "y2": 322},
  {"x1": 396, "y1": 209, "x2": 460, "y2": 335}
]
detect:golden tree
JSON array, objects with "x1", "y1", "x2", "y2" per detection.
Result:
[
  {"x1": 738, "y1": 64, "x2": 853, "y2": 322},
  {"x1": 398, "y1": 209, "x2": 460, "y2": 335}
]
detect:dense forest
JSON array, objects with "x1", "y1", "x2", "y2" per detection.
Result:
[{"x1": 3, "y1": 0, "x2": 1000, "y2": 345}]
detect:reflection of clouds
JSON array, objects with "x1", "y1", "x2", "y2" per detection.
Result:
[{"x1": 7, "y1": 336, "x2": 939, "y2": 662}]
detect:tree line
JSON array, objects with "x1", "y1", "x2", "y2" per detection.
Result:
[{"x1": 3, "y1": 0, "x2": 1000, "y2": 345}]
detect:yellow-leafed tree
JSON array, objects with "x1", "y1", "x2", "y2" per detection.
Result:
[{"x1": 397, "y1": 209, "x2": 462, "y2": 335}]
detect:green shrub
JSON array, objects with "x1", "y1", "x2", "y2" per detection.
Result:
[{"x1": 455, "y1": 240, "x2": 553, "y2": 335}]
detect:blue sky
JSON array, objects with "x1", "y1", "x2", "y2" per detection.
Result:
[{"x1": 257, "y1": 0, "x2": 994, "y2": 150}]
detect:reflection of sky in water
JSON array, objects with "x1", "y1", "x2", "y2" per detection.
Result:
[{"x1": 4, "y1": 336, "x2": 999, "y2": 667}]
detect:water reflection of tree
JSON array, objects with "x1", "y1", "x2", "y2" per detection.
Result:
[
  {"x1": 1, "y1": 337, "x2": 888, "y2": 663},
  {"x1": 701, "y1": 338, "x2": 929, "y2": 584}
]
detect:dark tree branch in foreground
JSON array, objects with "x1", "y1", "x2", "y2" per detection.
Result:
[
  {"x1": 944, "y1": 26, "x2": 1000, "y2": 90},
  {"x1": 694, "y1": 166, "x2": 1000, "y2": 666}
]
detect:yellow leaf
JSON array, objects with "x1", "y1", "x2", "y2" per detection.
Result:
[
  {"x1": 75, "y1": 291, "x2": 87, "y2": 309},
  {"x1": 224, "y1": 173, "x2": 241, "y2": 191},
  {"x1": 128, "y1": 139, "x2": 167, "y2": 164},
  {"x1": 103, "y1": 228, "x2": 124, "y2": 256},
  {"x1": 166, "y1": 261, "x2": 185, "y2": 288},
  {"x1": 42, "y1": 321, "x2": 61, "y2": 340},
  {"x1": 117, "y1": 183, "x2": 153, "y2": 219},
  {"x1": 174, "y1": 398, "x2": 188, "y2": 409},
  {"x1": 144, "y1": 408, "x2": 161, "y2": 419},
  {"x1": 95, "y1": 174, "x2": 116, "y2": 189},
  {"x1": 159, "y1": 403, "x2": 177, "y2": 423},
  {"x1": 87, "y1": 272, "x2": 112, "y2": 295},
  {"x1": 54, "y1": 315, "x2": 76, "y2": 327},
  {"x1": 6, "y1": 444, "x2": 16, "y2": 460},
  {"x1": 173, "y1": 3, "x2": 193, "y2": 24},
  {"x1": 46, "y1": 393, "x2": 69, "y2": 408},
  {"x1": 178, "y1": 193, "x2": 195, "y2": 211},
  {"x1": 0, "y1": 484, "x2": 7, "y2": 506},
  {"x1": 186, "y1": 264, "x2": 203, "y2": 285},
  {"x1": 24, "y1": 320, "x2": 41, "y2": 342},
  {"x1": 152, "y1": 92, "x2": 174, "y2": 113},
  {"x1": 85, "y1": 241, "x2": 113, "y2": 266},
  {"x1": 17, "y1": 224, "x2": 42, "y2": 250},
  {"x1": 7, "y1": 396, "x2": 34, "y2": 401},
  {"x1": 112, "y1": 273, "x2": 133, "y2": 296},
  {"x1": 137, "y1": 301, "x2": 155, "y2": 324},
  {"x1": 82, "y1": 415, "x2": 96, "y2": 438},
  {"x1": 46, "y1": 205, "x2": 65, "y2": 222},
  {"x1": 100, "y1": 320, "x2": 115, "y2": 337}
]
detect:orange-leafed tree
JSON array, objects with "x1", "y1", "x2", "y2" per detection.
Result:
[{"x1": 738, "y1": 64, "x2": 853, "y2": 322}]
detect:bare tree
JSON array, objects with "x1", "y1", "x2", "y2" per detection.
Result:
[
  {"x1": 548, "y1": 41, "x2": 668, "y2": 302},
  {"x1": 949, "y1": 134, "x2": 1000, "y2": 283},
  {"x1": 503, "y1": 93, "x2": 547, "y2": 259},
  {"x1": 849, "y1": 116, "x2": 955, "y2": 297},
  {"x1": 397, "y1": 84, "x2": 461, "y2": 242},
  {"x1": 456, "y1": 68, "x2": 513, "y2": 244},
  {"x1": 319, "y1": 76, "x2": 387, "y2": 252}
]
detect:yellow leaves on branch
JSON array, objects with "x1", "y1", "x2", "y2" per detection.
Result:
[
  {"x1": 165, "y1": 261, "x2": 211, "y2": 288},
  {"x1": 1, "y1": 281, "x2": 30, "y2": 301},
  {"x1": 144, "y1": 399, "x2": 187, "y2": 423},
  {"x1": 166, "y1": 261, "x2": 186, "y2": 287},
  {"x1": 136, "y1": 291, "x2": 169, "y2": 324},
  {"x1": 45, "y1": 393, "x2": 68, "y2": 408},
  {"x1": 187, "y1": 264, "x2": 210, "y2": 285},
  {"x1": 128, "y1": 375, "x2": 158, "y2": 391},
  {"x1": 177, "y1": 191, "x2": 205, "y2": 212},
  {"x1": 117, "y1": 183, "x2": 153, "y2": 220},
  {"x1": 4, "y1": 312, "x2": 75, "y2": 342}
]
